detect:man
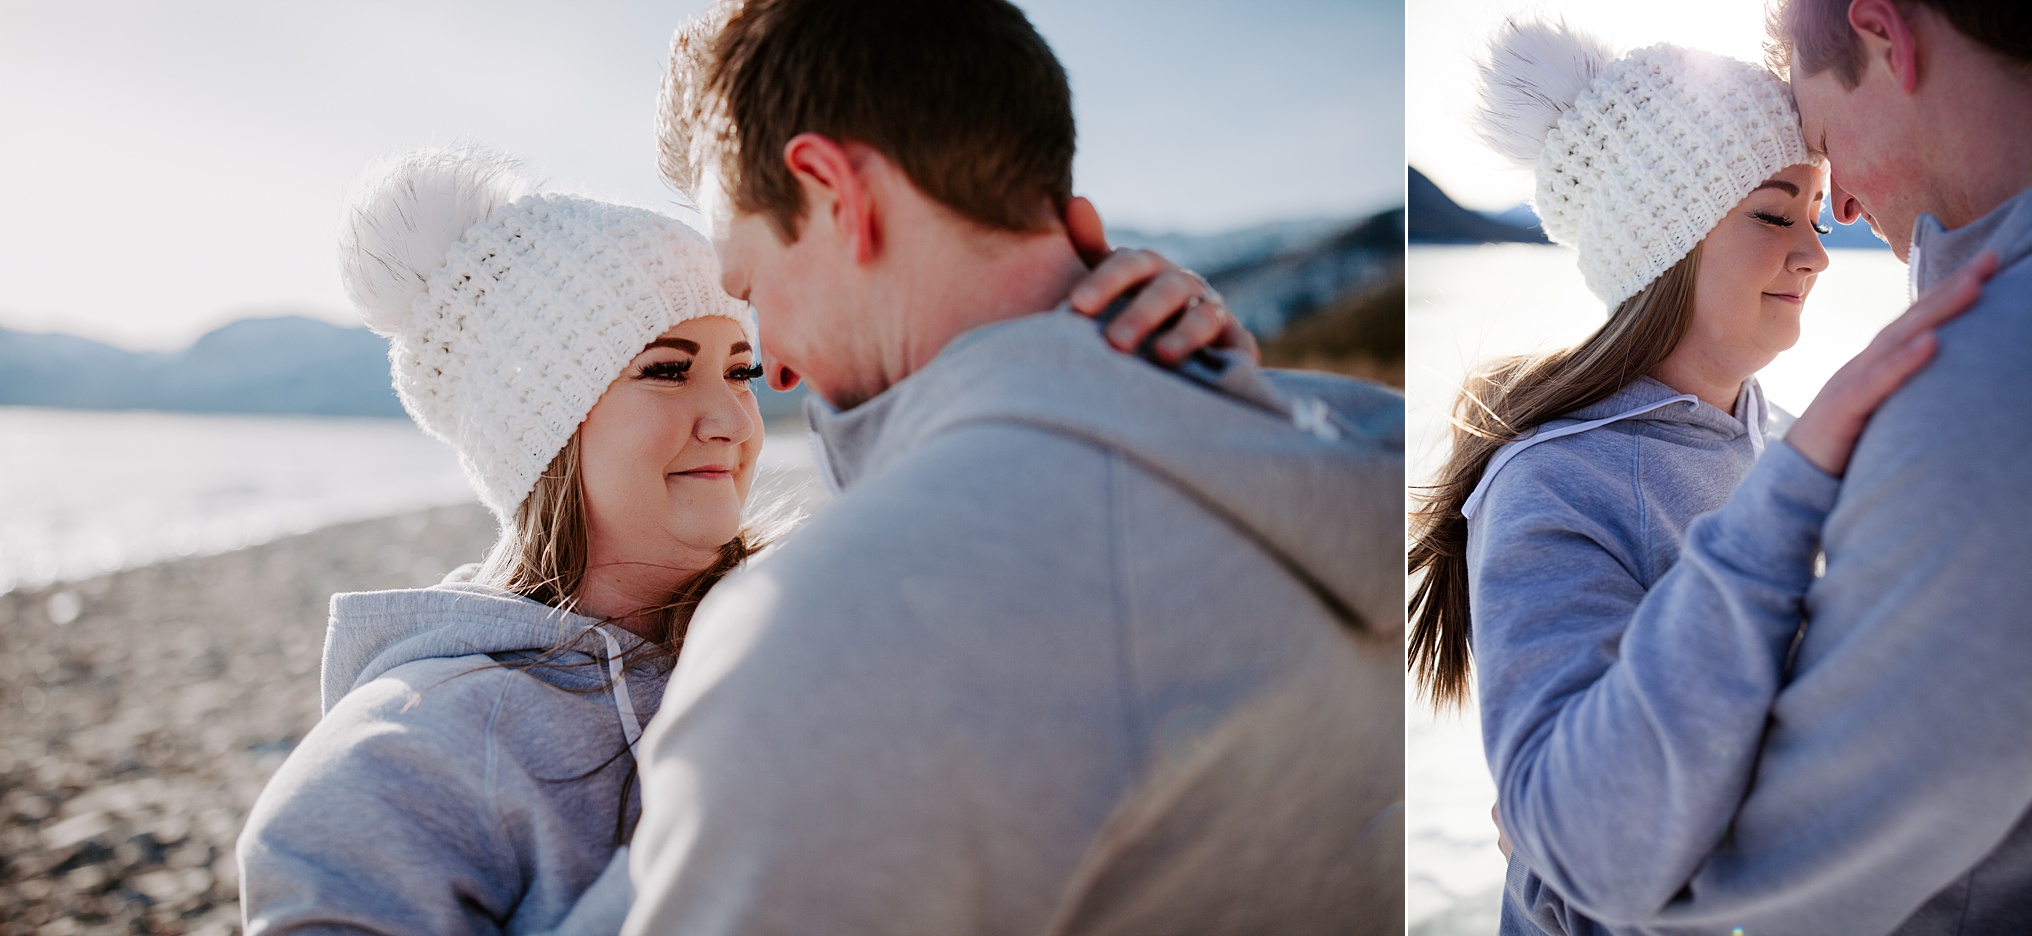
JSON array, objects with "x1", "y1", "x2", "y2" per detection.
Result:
[
  {"x1": 619, "y1": 1, "x2": 1405, "y2": 934},
  {"x1": 1500, "y1": 1, "x2": 2032, "y2": 933}
]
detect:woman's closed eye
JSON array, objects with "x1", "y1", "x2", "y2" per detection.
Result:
[
  {"x1": 1752, "y1": 210, "x2": 1833, "y2": 236},
  {"x1": 728, "y1": 364, "x2": 763, "y2": 384}
]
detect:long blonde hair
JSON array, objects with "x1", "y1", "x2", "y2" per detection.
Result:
[{"x1": 1406, "y1": 244, "x2": 1704, "y2": 709}]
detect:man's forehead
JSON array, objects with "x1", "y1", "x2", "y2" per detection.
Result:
[{"x1": 1786, "y1": 74, "x2": 1832, "y2": 159}]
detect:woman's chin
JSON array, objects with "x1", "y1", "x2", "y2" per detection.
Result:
[{"x1": 661, "y1": 510, "x2": 744, "y2": 555}]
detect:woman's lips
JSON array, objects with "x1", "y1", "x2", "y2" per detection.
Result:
[
  {"x1": 671, "y1": 465, "x2": 735, "y2": 480},
  {"x1": 1763, "y1": 291, "x2": 1806, "y2": 304}
]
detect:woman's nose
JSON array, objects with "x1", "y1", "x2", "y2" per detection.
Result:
[
  {"x1": 696, "y1": 381, "x2": 758, "y2": 444},
  {"x1": 1795, "y1": 223, "x2": 1830, "y2": 274}
]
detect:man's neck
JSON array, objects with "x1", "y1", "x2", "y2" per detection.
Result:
[
  {"x1": 847, "y1": 218, "x2": 1087, "y2": 408},
  {"x1": 1917, "y1": 33, "x2": 2032, "y2": 229}
]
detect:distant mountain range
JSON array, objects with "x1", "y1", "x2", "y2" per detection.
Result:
[
  {"x1": 1409, "y1": 164, "x2": 1893, "y2": 250},
  {"x1": 1407, "y1": 167, "x2": 1547, "y2": 245},
  {"x1": 2, "y1": 210, "x2": 1402, "y2": 419},
  {"x1": 1194, "y1": 209, "x2": 1402, "y2": 336},
  {"x1": 1115, "y1": 208, "x2": 1402, "y2": 336},
  {"x1": 0, "y1": 317, "x2": 405, "y2": 417}
]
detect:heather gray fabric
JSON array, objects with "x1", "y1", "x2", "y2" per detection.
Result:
[
  {"x1": 1492, "y1": 184, "x2": 2032, "y2": 936},
  {"x1": 622, "y1": 308, "x2": 1405, "y2": 936},
  {"x1": 239, "y1": 576, "x2": 666, "y2": 935},
  {"x1": 1463, "y1": 377, "x2": 1824, "y2": 935}
]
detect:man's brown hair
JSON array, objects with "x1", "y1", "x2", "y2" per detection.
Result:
[
  {"x1": 1765, "y1": 0, "x2": 2032, "y2": 88},
  {"x1": 661, "y1": 0, "x2": 1075, "y2": 242}
]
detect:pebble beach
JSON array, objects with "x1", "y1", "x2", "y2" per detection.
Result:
[{"x1": 0, "y1": 504, "x2": 501, "y2": 934}]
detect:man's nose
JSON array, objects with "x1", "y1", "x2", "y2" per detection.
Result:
[{"x1": 1830, "y1": 176, "x2": 1864, "y2": 226}]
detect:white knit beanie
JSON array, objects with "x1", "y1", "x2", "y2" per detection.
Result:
[
  {"x1": 338, "y1": 145, "x2": 757, "y2": 522},
  {"x1": 1475, "y1": 20, "x2": 1816, "y2": 306}
]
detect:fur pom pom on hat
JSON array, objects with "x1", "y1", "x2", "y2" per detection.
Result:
[
  {"x1": 338, "y1": 145, "x2": 756, "y2": 523},
  {"x1": 1475, "y1": 20, "x2": 1815, "y2": 306}
]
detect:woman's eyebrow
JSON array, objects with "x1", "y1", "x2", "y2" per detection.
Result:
[
  {"x1": 644, "y1": 338, "x2": 701, "y2": 353},
  {"x1": 1752, "y1": 180, "x2": 1801, "y2": 197},
  {"x1": 730, "y1": 341, "x2": 752, "y2": 355}
]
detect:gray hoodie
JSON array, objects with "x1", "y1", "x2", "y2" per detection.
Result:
[
  {"x1": 238, "y1": 578, "x2": 664, "y2": 935},
  {"x1": 1495, "y1": 182, "x2": 2032, "y2": 936},
  {"x1": 621, "y1": 308, "x2": 1406, "y2": 935},
  {"x1": 1463, "y1": 376, "x2": 1821, "y2": 936}
]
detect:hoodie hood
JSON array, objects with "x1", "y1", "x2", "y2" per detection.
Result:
[
  {"x1": 1910, "y1": 183, "x2": 2032, "y2": 295},
  {"x1": 802, "y1": 308, "x2": 1405, "y2": 633},
  {"x1": 322, "y1": 574, "x2": 655, "y2": 752},
  {"x1": 1462, "y1": 375, "x2": 1776, "y2": 521}
]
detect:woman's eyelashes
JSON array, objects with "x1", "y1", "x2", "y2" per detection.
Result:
[
  {"x1": 1752, "y1": 209, "x2": 1833, "y2": 236},
  {"x1": 637, "y1": 359, "x2": 692, "y2": 382},
  {"x1": 635, "y1": 358, "x2": 763, "y2": 386}
]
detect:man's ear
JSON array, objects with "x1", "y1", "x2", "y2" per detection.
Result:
[
  {"x1": 1848, "y1": 0, "x2": 1921, "y2": 94},
  {"x1": 781, "y1": 132, "x2": 879, "y2": 263}
]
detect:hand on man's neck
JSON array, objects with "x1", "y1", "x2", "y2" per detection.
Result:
[
  {"x1": 871, "y1": 184, "x2": 1090, "y2": 385},
  {"x1": 779, "y1": 137, "x2": 1088, "y2": 409}
]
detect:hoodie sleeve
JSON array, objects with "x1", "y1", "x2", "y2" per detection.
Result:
[
  {"x1": 238, "y1": 667, "x2": 524, "y2": 935},
  {"x1": 1471, "y1": 438, "x2": 1837, "y2": 927}
]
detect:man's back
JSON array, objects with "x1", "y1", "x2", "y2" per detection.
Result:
[{"x1": 621, "y1": 312, "x2": 1402, "y2": 935}]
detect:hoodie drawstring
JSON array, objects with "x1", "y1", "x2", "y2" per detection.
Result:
[
  {"x1": 589, "y1": 625, "x2": 645, "y2": 761},
  {"x1": 1461, "y1": 395, "x2": 1702, "y2": 521},
  {"x1": 1737, "y1": 380, "x2": 1768, "y2": 457}
]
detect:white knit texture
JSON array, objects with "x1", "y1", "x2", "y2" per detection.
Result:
[
  {"x1": 1524, "y1": 44, "x2": 1813, "y2": 305},
  {"x1": 348, "y1": 171, "x2": 755, "y2": 522}
]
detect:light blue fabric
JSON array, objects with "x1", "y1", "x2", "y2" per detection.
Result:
[
  {"x1": 1467, "y1": 375, "x2": 1829, "y2": 933},
  {"x1": 239, "y1": 576, "x2": 664, "y2": 935}
]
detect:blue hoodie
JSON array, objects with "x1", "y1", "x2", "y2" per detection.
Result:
[
  {"x1": 238, "y1": 576, "x2": 663, "y2": 935},
  {"x1": 1493, "y1": 183, "x2": 2032, "y2": 936},
  {"x1": 1462, "y1": 376, "x2": 1832, "y2": 935}
]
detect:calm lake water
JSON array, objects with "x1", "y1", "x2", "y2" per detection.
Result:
[
  {"x1": 0, "y1": 407, "x2": 816, "y2": 593},
  {"x1": 1404, "y1": 244, "x2": 1911, "y2": 934}
]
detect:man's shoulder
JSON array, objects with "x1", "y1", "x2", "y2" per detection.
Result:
[{"x1": 1858, "y1": 258, "x2": 2032, "y2": 461}]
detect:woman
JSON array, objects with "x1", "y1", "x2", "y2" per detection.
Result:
[
  {"x1": 1404, "y1": 21, "x2": 1990, "y2": 936},
  {"x1": 235, "y1": 146, "x2": 1246, "y2": 934}
]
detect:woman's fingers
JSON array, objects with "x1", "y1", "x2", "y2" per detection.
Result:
[
  {"x1": 1219, "y1": 313, "x2": 1262, "y2": 364},
  {"x1": 1831, "y1": 330, "x2": 1940, "y2": 428},
  {"x1": 1065, "y1": 247, "x2": 1254, "y2": 365},
  {"x1": 1153, "y1": 297, "x2": 1229, "y2": 364},
  {"x1": 1873, "y1": 250, "x2": 1995, "y2": 347},
  {"x1": 1068, "y1": 248, "x2": 1167, "y2": 316},
  {"x1": 1106, "y1": 268, "x2": 1202, "y2": 351}
]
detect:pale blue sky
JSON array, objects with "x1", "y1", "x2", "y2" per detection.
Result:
[{"x1": 0, "y1": 0, "x2": 1399, "y2": 350}]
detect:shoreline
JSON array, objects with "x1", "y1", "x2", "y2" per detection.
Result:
[{"x1": 0, "y1": 503, "x2": 498, "y2": 934}]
